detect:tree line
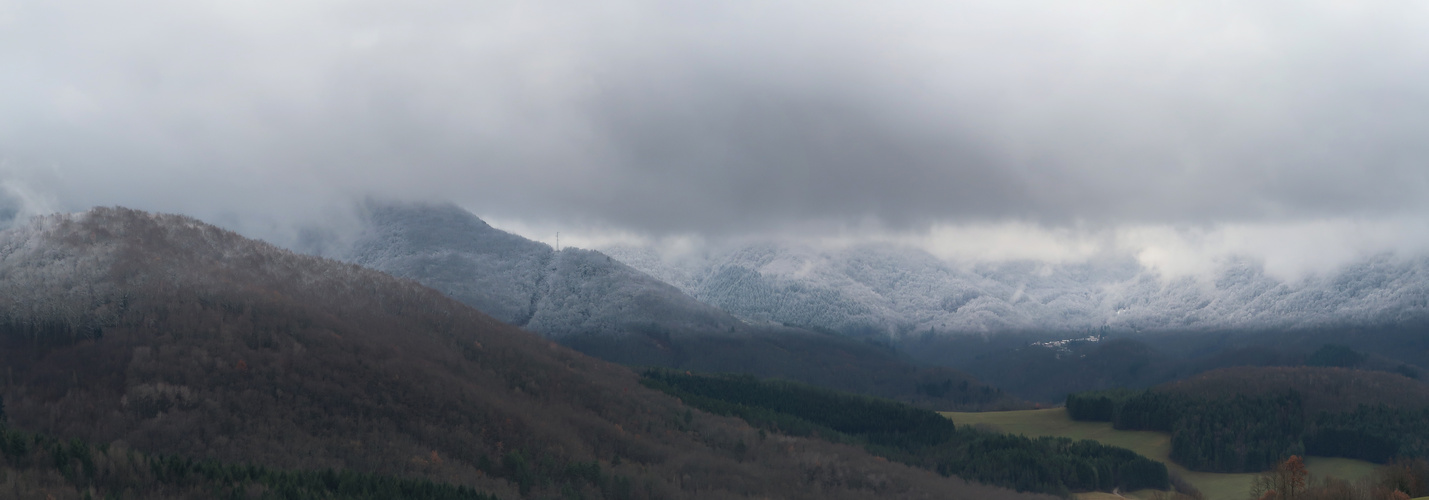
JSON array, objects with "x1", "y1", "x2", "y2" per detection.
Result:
[
  {"x1": 1067, "y1": 389, "x2": 1429, "y2": 473},
  {"x1": 1308, "y1": 405, "x2": 1429, "y2": 463},
  {"x1": 642, "y1": 369, "x2": 1168, "y2": 496},
  {"x1": 1249, "y1": 454, "x2": 1429, "y2": 500},
  {"x1": 0, "y1": 404, "x2": 500, "y2": 499}
]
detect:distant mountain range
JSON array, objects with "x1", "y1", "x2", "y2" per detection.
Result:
[
  {"x1": 309, "y1": 201, "x2": 1025, "y2": 410},
  {"x1": 286, "y1": 201, "x2": 1429, "y2": 404},
  {"x1": 601, "y1": 242, "x2": 1429, "y2": 336}
]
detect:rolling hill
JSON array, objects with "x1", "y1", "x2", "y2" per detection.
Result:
[
  {"x1": 1157, "y1": 366, "x2": 1429, "y2": 414},
  {"x1": 0, "y1": 207, "x2": 1048, "y2": 499}
]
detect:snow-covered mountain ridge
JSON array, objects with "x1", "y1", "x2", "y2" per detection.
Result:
[
  {"x1": 599, "y1": 242, "x2": 1429, "y2": 337},
  {"x1": 329, "y1": 202, "x2": 744, "y2": 338}
]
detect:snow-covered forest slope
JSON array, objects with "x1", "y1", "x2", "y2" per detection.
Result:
[
  {"x1": 602, "y1": 242, "x2": 1429, "y2": 337},
  {"x1": 334, "y1": 202, "x2": 744, "y2": 338},
  {"x1": 300, "y1": 202, "x2": 1027, "y2": 409}
]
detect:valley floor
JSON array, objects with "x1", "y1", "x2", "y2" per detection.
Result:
[{"x1": 941, "y1": 408, "x2": 1378, "y2": 500}]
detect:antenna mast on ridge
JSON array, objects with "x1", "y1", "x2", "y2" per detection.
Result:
[{"x1": 556, "y1": 232, "x2": 560, "y2": 252}]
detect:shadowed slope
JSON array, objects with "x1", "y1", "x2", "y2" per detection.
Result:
[
  {"x1": 0, "y1": 207, "x2": 1049, "y2": 500},
  {"x1": 1157, "y1": 366, "x2": 1429, "y2": 414}
]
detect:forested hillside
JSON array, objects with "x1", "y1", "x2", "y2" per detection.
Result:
[
  {"x1": 1066, "y1": 367, "x2": 1429, "y2": 473},
  {"x1": 899, "y1": 330, "x2": 1429, "y2": 403},
  {"x1": 642, "y1": 370, "x2": 1169, "y2": 497},
  {"x1": 0, "y1": 208, "x2": 1051, "y2": 499},
  {"x1": 1158, "y1": 366, "x2": 1429, "y2": 414},
  {"x1": 0, "y1": 415, "x2": 499, "y2": 500},
  {"x1": 324, "y1": 201, "x2": 1025, "y2": 410}
]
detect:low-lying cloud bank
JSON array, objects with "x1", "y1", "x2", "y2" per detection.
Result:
[
  {"x1": 3, "y1": 1, "x2": 1427, "y2": 284},
  {"x1": 503, "y1": 216, "x2": 1429, "y2": 286}
]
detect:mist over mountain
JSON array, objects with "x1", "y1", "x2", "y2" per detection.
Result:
[
  {"x1": 9, "y1": 1, "x2": 1429, "y2": 496},
  {"x1": 601, "y1": 242, "x2": 1429, "y2": 337},
  {"x1": 300, "y1": 201, "x2": 1024, "y2": 410},
  {"x1": 327, "y1": 201, "x2": 744, "y2": 338}
]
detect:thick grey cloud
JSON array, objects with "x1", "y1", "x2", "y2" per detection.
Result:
[{"x1": 2, "y1": 0, "x2": 1428, "y2": 239}]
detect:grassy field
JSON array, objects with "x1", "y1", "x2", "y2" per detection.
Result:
[{"x1": 943, "y1": 408, "x2": 1379, "y2": 500}]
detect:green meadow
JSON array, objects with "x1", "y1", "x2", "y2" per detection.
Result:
[{"x1": 942, "y1": 408, "x2": 1379, "y2": 500}]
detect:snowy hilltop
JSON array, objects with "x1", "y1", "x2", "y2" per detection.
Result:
[
  {"x1": 0, "y1": 207, "x2": 400, "y2": 335},
  {"x1": 600, "y1": 242, "x2": 1429, "y2": 337},
  {"x1": 326, "y1": 201, "x2": 744, "y2": 338}
]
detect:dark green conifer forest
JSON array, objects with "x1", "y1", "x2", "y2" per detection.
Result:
[
  {"x1": 643, "y1": 369, "x2": 1169, "y2": 496},
  {"x1": 1068, "y1": 382, "x2": 1429, "y2": 473}
]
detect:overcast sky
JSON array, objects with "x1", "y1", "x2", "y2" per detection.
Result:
[{"x1": 3, "y1": 1, "x2": 1429, "y2": 278}]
